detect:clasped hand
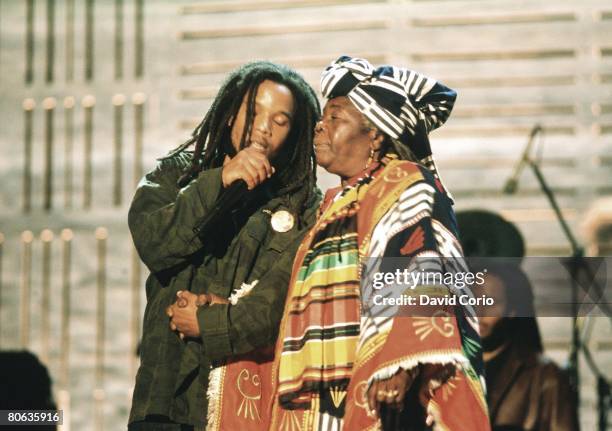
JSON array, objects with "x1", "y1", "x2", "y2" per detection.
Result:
[
  {"x1": 366, "y1": 363, "x2": 455, "y2": 425},
  {"x1": 165, "y1": 291, "x2": 229, "y2": 340}
]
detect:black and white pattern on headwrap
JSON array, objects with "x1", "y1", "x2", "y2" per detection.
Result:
[{"x1": 321, "y1": 55, "x2": 457, "y2": 195}]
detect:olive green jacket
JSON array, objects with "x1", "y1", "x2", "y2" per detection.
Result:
[{"x1": 128, "y1": 151, "x2": 319, "y2": 428}]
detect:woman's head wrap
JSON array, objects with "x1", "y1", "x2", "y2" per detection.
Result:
[{"x1": 321, "y1": 55, "x2": 457, "y2": 193}]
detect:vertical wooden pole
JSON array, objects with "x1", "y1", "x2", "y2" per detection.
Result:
[
  {"x1": 20, "y1": 230, "x2": 34, "y2": 349},
  {"x1": 58, "y1": 228, "x2": 73, "y2": 431},
  {"x1": 40, "y1": 229, "x2": 54, "y2": 364},
  {"x1": 134, "y1": 0, "x2": 144, "y2": 78},
  {"x1": 60, "y1": 229, "x2": 72, "y2": 389},
  {"x1": 114, "y1": 0, "x2": 124, "y2": 80},
  {"x1": 0, "y1": 232, "x2": 4, "y2": 348},
  {"x1": 25, "y1": 0, "x2": 35, "y2": 84},
  {"x1": 132, "y1": 93, "x2": 146, "y2": 188},
  {"x1": 85, "y1": 0, "x2": 94, "y2": 81},
  {"x1": 64, "y1": 97, "x2": 75, "y2": 209},
  {"x1": 113, "y1": 94, "x2": 125, "y2": 206},
  {"x1": 0, "y1": 3, "x2": 2, "y2": 82},
  {"x1": 65, "y1": 0, "x2": 75, "y2": 82},
  {"x1": 94, "y1": 227, "x2": 107, "y2": 431},
  {"x1": 82, "y1": 96, "x2": 95, "y2": 210},
  {"x1": 45, "y1": 0, "x2": 55, "y2": 83},
  {"x1": 23, "y1": 99, "x2": 36, "y2": 213},
  {"x1": 43, "y1": 98, "x2": 56, "y2": 211},
  {"x1": 130, "y1": 247, "x2": 141, "y2": 381}
]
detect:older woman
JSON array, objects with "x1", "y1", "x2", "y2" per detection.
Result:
[{"x1": 269, "y1": 56, "x2": 490, "y2": 430}]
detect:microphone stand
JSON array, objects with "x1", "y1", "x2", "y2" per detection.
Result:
[{"x1": 525, "y1": 155, "x2": 611, "y2": 430}]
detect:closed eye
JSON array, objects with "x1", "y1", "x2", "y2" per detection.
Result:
[{"x1": 274, "y1": 115, "x2": 290, "y2": 127}]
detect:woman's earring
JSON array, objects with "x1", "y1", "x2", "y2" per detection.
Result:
[{"x1": 365, "y1": 147, "x2": 375, "y2": 169}]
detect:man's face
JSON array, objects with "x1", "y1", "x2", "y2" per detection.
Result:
[
  {"x1": 314, "y1": 96, "x2": 373, "y2": 179},
  {"x1": 230, "y1": 79, "x2": 295, "y2": 160},
  {"x1": 478, "y1": 273, "x2": 508, "y2": 339}
]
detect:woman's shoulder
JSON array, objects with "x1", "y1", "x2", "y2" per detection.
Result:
[
  {"x1": 384, "y1": 158, "x2": 423, "y2": 173},
  {"x1": 378, "y1": 158, "x2": 439, "y2": 193},
  {"x1": 382, "y1": 158, "x2": 434, "y2": 184}
]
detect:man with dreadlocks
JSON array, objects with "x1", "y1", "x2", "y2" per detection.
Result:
[{"x1": 128, "y1": 61, "x2": 320, "y2": 430}]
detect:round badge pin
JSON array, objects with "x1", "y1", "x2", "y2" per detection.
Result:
[{"x1": 271, "y1": 210, "x2": 295, "y2": 233}]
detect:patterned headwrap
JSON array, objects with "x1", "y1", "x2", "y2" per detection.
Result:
[{"x1": 321, "y1": 55, "x2": 457, "y2": 195}]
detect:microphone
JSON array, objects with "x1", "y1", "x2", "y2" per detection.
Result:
[
  {"x1": 503, "y1": 125, "x2": 542, "y2": 194},
  {"x1": 192, "y1": 179, "x2": 251, "y2": 240}
]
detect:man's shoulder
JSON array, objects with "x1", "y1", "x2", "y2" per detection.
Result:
[{"x1": 156, "y1": 148, "x2": 194, "y2": 171}]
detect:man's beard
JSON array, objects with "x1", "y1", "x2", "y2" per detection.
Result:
[{"x1": 482, "y1": 318, "x2": 514, "y2": 352}]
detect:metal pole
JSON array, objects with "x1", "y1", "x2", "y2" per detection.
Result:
[
  {"x1": 43, "y1": 97, "x2": 56, "y2": 211},
  {"x1": 527, "y1": 159, "x2": 583, "y2": 415},
  {"x1": 65, "y1": 0, "x2": 75, "y2": 82},
  {"x1": 23, "y1": 99, "x2": 36, "y2": 213},
  {"x1": 82, "y1": 96, "x2": 95, "y2": 209},
  {"x1": 45, "y1": 0, "x2": 55, "y2": 83},
  {"x1": 20, "y1": 230, "x2": 34, "y2": 349},
  {"x1": 25, "y1": 0, "x2": 35, "y2": 84},
  {"x1": 132, "y1": 93, "x2": 146, "y2": 188},
  {"x1": 85, "y1": 0, "x2": 94, "y2": 81},
  {"x1": 40, "y1": 229, "x2": 54, "y2": 364},
  {"x1": 134, "y1": 0, "x2": 144, "y2": 78},
  {"x1": 113, "y1": 94, "x2": 125, "y2": 206},
  {"x1": 94, "y1": 227, "x2": 107, "y2": 431},
  {"x1": 64, "y1": 97, "x2": 75, "y2": 209},
  {"x1": 114, "y1": 0, "x2": 124, "y2": 80}
]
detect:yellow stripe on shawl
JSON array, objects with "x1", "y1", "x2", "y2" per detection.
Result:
[
  {"x1": 296, "y1": 264, "x2": 358, "y2": 289},
  {"x1": 279, "y1": 336, "x2": 359, "y2": 381}
]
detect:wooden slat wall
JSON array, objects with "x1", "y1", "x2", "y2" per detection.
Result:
[
  {"x1": 175, "y1": 0, "x2": 612, "y2": 258},
  {"x1": 0, "y1": 1, "x2": 609, "y2": 429}
]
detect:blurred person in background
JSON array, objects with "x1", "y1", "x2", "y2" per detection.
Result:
[{"x1": 477, "y1": 263, "x2": 580, "y2": 431}]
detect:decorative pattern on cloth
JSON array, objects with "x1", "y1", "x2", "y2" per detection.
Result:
[
  {"x1": 206, "y1": 280, "x2": 274, "y2": 431},
  {"x1": 320, "y1": 55, "x2": 457, "y2": 197},
  {"x1": 269, "y1": 157, "x2": 489, "y2": 430}
]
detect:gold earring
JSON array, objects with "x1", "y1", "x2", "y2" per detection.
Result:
[{"x1": 365, "y1": 147, "x2": 375, "y2": 169}]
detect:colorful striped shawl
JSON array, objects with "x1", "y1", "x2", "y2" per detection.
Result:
[{"x1": 270, "y1": 157, "x2": 490, "y2": 430}]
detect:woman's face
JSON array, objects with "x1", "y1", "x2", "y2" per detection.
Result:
[
  {"x1": 230, "y1": 79, "x2": 295, "y2": 160},
  {"x1": 314, "y1": 96, "x2": 373, "y2": 179}
]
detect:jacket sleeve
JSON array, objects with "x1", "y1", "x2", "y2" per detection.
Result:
[
  {"x1": 196, "y1": 235, "x2": 302, "y2": 362},
  {"x1": 128, "y1": 158, "x2": 224, "y2": 273}
]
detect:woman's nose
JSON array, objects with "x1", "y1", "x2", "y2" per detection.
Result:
[{"x1": 314, "y1": 120, "x2": 324, "y2": 133}]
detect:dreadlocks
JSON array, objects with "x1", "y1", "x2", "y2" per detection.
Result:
[{"x1": 175, "y1": 61, "x2": 320, "y2": 216}]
